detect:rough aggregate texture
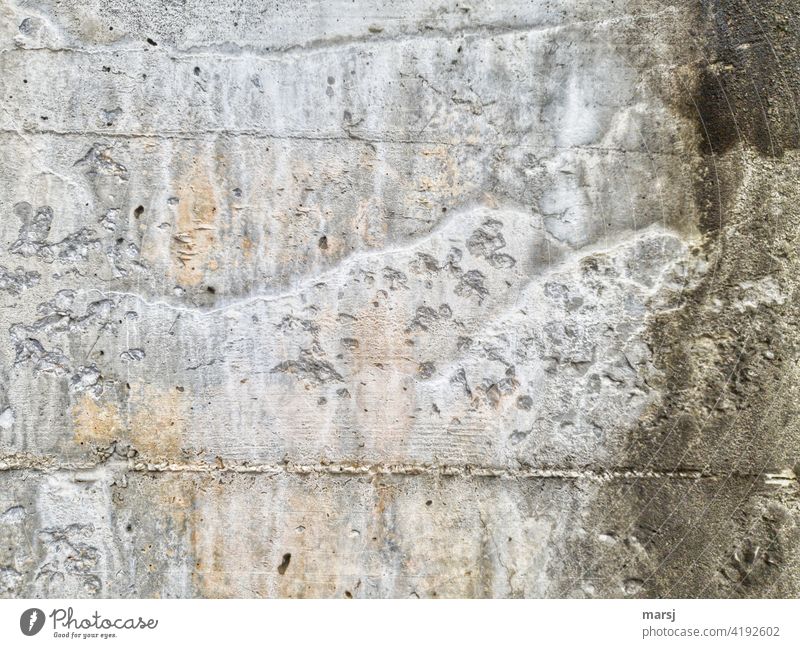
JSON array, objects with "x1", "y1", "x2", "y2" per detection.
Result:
[{"x1": 1, "y1": 0, "x2": 799, "y2": 598}]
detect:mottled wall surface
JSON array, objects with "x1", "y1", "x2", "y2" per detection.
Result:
[{"x1": 0, "y1": 0, "x2": 798, "y2": 598}]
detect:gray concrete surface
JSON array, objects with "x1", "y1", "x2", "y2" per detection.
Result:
[{"x1": 0, "y1": 0, "x2": 799, "y2": 597}]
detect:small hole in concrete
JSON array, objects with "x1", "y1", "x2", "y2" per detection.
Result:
[
  {"x1": 318, "y1": 235, "x2": 328, "y2": 250},
  {"x1": 133, "y1": 205, "x2": 144, "y2": 218},
  {"x1": 277, "y1": 553, "x2": 291, "y2": 575}
]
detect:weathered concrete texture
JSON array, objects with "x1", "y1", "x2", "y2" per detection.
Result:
[{"x1": 0, "y1": 0, "x2": 798, "y2": 598}]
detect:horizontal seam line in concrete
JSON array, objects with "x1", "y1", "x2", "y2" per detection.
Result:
[
  {"x1": 0, "y1": 458, "x2": 795, "y2": 483},
  {"x1": 0, "y1": 128, "x2": 682, "y2": 155},
  {"x1": 1, "y1": 127, "x2": 459, "y2": 145}
]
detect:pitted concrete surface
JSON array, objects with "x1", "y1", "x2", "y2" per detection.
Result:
[{"x1": 1, "y1": 0, "x2": 799, "y2": 597}]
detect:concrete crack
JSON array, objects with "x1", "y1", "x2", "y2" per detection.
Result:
[{"x1": 0, "y1": 455, "x2": 796, "y2": 485}]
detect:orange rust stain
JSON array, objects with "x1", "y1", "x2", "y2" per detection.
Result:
[
  {"x1": 240, "y1": 236, "x2": 254, "y2": 261},
  {"x1": 349, "y1": 301, "x2": 417, "y2": 457},
  {"x1": 171, "y1": 154, "x2": 222, "y2": 286},
  {"x1": 128, "y1": 386, "x2": 186, "y2": 458},
  {"x1": 71, "y1": 395, "x2": 121, "y2": 447}
]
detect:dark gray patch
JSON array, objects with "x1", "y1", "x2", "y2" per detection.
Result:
[{"x1": 690, "y1": 1, "x2": 800, "y2": 157}]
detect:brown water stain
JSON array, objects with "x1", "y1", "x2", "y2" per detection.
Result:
[
  {"x1": 350, "y1": 301, "x2": 417, "y2": 458},
  {"x1": 171, "y1": 153, "x2": 222, "y2": 286},
  {"x1": 128, "y1": 385, "x2": 186, "y2": 458},
  {"x1": 71, "y1": 395, "x2": 122, "y2": 447}
]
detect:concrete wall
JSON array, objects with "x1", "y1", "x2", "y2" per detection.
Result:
[{"x1": 1, "y1": 0, "x2": 799, "y2": 597}]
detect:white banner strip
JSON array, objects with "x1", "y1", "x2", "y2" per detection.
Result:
[{"x1": 1, "y1": 599, "x2": 798, "y2": 648}]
